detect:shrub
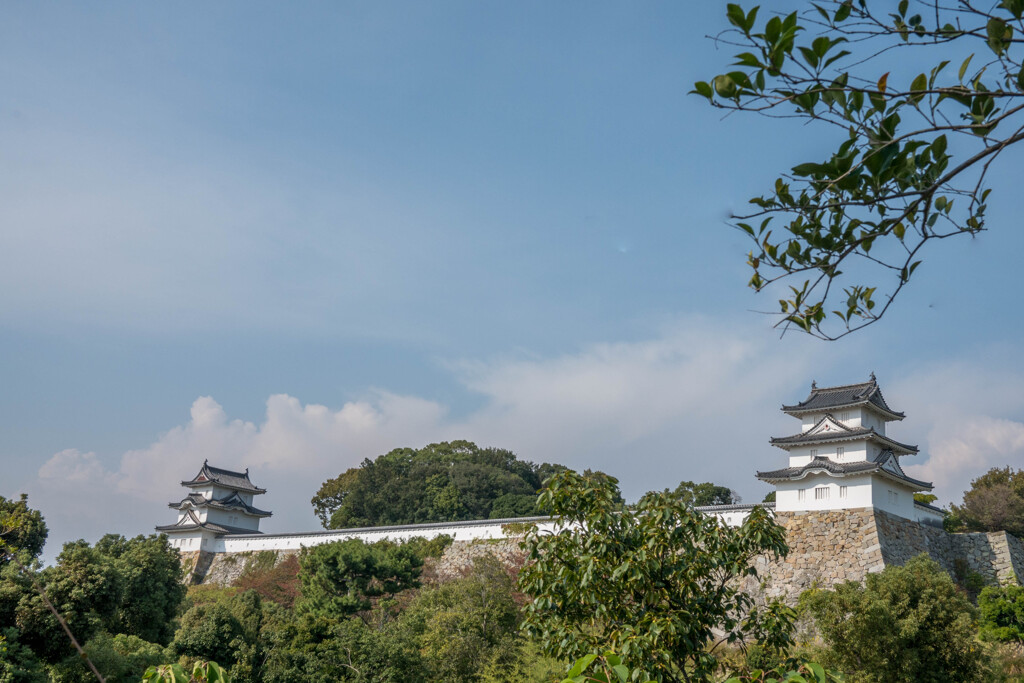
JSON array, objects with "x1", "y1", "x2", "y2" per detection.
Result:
[{"x1": 801, "y1": 554, "x2": 986, "y2": 683}]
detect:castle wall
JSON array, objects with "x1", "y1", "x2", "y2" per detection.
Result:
[
  {"x1": 183, "y1": 508, "x2": 1024, "y2": 602},
  {"x1": 742, "y1": 507, "x2": 1024, "y2": 603},
  {"x1": 212, "y1": 517, "x2": 558, "y2": 554}
]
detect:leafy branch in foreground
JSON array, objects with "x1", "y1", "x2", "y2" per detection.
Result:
[
  {"x1": 142, "y1": 661, "x2": 228, "y2": 683},
  {"x1": 519, "y1": 470, "x2": 794, "y2": 683},
  {"x1": 695, "y1": 0, "x2": 1024, "y2": 339}
]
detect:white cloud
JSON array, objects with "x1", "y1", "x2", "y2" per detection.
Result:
[
  {"x1": 895, "y1": 354, "x2": 1024, "y2": 507},
  {"x1": 904, "y1": 417, "x2": 1024, "y2": 499},
  {"x1": 21, "y1": 317, "x2": 837, "y2": 560},
  {"x1": 30, "y1": 321, "x2": 1024, "y2": 557}
]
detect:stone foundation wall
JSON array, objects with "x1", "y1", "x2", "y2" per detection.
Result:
[
  {"x1": 748, "y1": 508, "x2": 886, "y2": 602},
  {"x1": 189, "y1": 537, "x2": 530, "y2": 587},
  {"x1": 428, "y1": 538, "x2": 528, "y2": 581},
  {"x1": 184, "y1": 508, "x2": 1024, "y2": 602},
  {"x1": 745, "y1": 508, "x2": 1024, "y2": 603}
]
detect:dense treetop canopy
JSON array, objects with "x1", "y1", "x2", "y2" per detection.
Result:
[
  {"x1": 0, "y1": 494, "x2": 48, "y2": 564},
  {"x1": 946, "y1": 465, "x2": 1024, "y2": 537},
  {"x1": 670, "y1": 480, "x2": 738, "y2": 507},
  {"x1": 311, "y1": 440, "x2": 567, "y2": 529}
]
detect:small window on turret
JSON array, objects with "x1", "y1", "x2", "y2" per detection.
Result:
[
  {"x1": 839, "y1": 485, "x2": 848, "y2": 498},
  {"x1": 815, "y1": 487, "x2": 830, "y2": 500},
  {"x1": 836, "y1": 446, "x2": 845, "y2": 460},
  {"x1": 841, "y1": 411, "x2": 851, "y2": 422},
  {"x1": 810, "y1": 449, "x2": 818, "y2": 458},
  {"x1": 798, "y1": 489, "x2": 806, "y2": 501}
]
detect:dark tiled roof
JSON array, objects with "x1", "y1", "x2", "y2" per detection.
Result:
[
  {"x1": 167, "y1": 492, "x2": 208, "y2": 509},
  {"x1": 757, "y1": 452, "x2": 932, "y2": 489},
  {"x1": 782, "y1": 377, "x2": 904, "y2": 420},
  {"x1": 694, "y1": 502, "x2": 776, "y2": 512},
  {"x1": 155, "y1": 510, "x2": 264, "y2": 536},
  {"x1": 770, "y1": 415, "x2": 917, "y2": 454},
  {"x1": 181, "y1": 461, "x2": 266, "y2": 493},
  {"x1": 168, "y1": 491, "x2": 272, "y2": 517}
]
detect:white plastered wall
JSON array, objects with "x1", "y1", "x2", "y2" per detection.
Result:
[
  {"x1": 774, "y1": 473, "x2": 874, "y2": 512},
  {"x1": 788, "y1": 441, "x2": 869, "y2": 467},
  {"x1": 870, "y1": 476, "x2": 919, "y2": 519}
]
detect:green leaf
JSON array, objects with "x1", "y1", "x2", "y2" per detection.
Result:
[
  {"x1": 733, "y1": 52, "x2": 763, "y2": 68},
  {"x1": 692, "y1": 81, "x2": 714, "y2": 99},
  {"x1": 909, "y1": 73, "x2": 927, "y2": 103},
  {"x1": 567, "y1": 654, "x2": 598, "y2": 677},
  {"x1": 987, "y1": 17, "x2": 1013, "y2": 55},
  {"x1": 834, "y1": 1, "x2": 852, "y2": 22},
  {"x1": 1001, "y1": 0, "x2": 1024, "y2": 20},
  {"x1": 799, "y1": 46, "x2": 819, "y2": 69},
  {"x1": 791, "y1": 162, "x2": 826, "y2": 176},
  {"x1": 958, "y1": 54, "x2": 974, "y2": 82},
  {"x1": 726, "y1": 4, "x2": 747, "y2": 29}
]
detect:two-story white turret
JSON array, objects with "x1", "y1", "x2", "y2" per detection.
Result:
[{"x1": 757, "y1": 376, "x2": 943, "y2": 524}]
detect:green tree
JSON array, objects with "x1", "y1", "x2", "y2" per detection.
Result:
[
  {"x1": 0, "y1": 495, "x2": 47, "y2": 564},
  {"x1": 261, "y1": 613, "x2": 422, "y2": 683},
  {"x1": 142, "y1": 661, "x2": 229, "y2": 683},
  {"x1": 95, "y1": 534, "x2": 186, "y2": 645},
  {"x1": 399, "y1": 555, "x2": 522, "y2": 682},
  {"x1": 311, "y1": 441, "x2": 565, "y2": 528},
  {"x1": 15, "y1": 541, "x2": 123, "y2": 664},
  {"x1": 48, "y1": 632, "x2": 167, "y2": 683},
  {"x1": 801, "y1": 553, "x2": 985, "y2": 682},
  {"x1": 671, "y1": 480, "x2": 737, "y2": 507},
  {"x1": 296, "y1": 538, "x2": 425, "y2": 617},
  {"x1": 948, "y1": 466, "x2": 1024, "y2": 537},
  {"x1": 519, "y1": 470, "x2": 795, "y2": 683},
  {"x1": 696, "y1": 0, "x2": 1024, "y2": 338},
  {"x1": 172, "y1": 602, "x2": 245, "y2": 667},
  {"x1": 978, "y1": 583, "x2": 1024, "y2": 643},
  {"x1": 0, "y1": 627, "x2": 48, "y2": 683}
]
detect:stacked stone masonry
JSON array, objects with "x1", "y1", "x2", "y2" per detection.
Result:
[{"x1": 186, "y1": 508, "x2": 1024, "y2": 605}]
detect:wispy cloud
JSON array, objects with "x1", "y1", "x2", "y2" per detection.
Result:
[
  {"x1": 21, "y1": 323, "x2": 1024, "y2": 561},
  {"x1": 897, "y1": 353, "x2": 1024, "y2": 506},
  {"x1": 20, "y1": 318, "x2": 830, "y2": 558}
]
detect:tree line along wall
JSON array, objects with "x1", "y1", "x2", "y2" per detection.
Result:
[{"x1": 180, "y1": 508, "x2": 1024, "y2": 603}]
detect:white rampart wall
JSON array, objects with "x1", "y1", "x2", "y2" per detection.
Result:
[
  {"x1": 168, "y1": 507, "x2": 769, "y2": 554},
  {"x1": 913, "y1": 503, "x2": 945, "y2": 526},
  {"x1": 216, "y1": 518, "x2": 563, "y2": 553}
]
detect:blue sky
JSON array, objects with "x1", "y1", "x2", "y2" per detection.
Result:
[{"x1": 2, "y1": 1, "x2": 1023, "y2": 558}]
